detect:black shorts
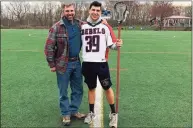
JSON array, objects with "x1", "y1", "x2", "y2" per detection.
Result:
[{"x1": 82, "y1": 62, "x2": 112, "y2": 90}]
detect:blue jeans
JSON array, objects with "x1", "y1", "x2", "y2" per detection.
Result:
[{"x1": 56, "y1": 60, "x2": 83, "y2": 116}]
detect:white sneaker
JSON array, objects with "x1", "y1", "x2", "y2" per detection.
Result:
[
  {"x1": 84, "y1": 112, "x2": 95, "y2": 124},
  {"x1": 109, "y1": 113, "x2": 118, "y2": 128}
]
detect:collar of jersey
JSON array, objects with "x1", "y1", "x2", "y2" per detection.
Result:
[
  {"x1": 87, "y1": 20, "x2": 102, "y2": 27},
  {"x1": 86, "y1": 16, "x2": 103, "y2": 27}
]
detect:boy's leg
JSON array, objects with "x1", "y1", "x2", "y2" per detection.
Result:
[
  {"x1": 98, "y1": 62, "x2": 115, "y2": 111},
  {"x1": 84, "y1": 89, "x2": 96, "y2": 124},
  {"x1": 88, "y1": 89, "x2": 95, "y2": 113},
  {"x1": 105, "y1": 88, "x2": 116, "y2": 113},
  {"x1": 98, "y1": 62, "x2": 117, "y2": 127},
  {"x1": 82, "y1": 62, "x2": 97, "y2": 124}
]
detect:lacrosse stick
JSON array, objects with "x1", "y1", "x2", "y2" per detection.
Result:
[{"x1": 114, "y1": 0, "x2": 127, "y2": 117}]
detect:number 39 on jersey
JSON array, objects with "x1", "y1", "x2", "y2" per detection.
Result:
[{"x1": 81, "y1": 23, "x2": 114, "y2": 62}]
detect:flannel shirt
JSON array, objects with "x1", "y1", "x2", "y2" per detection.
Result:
[{"x1": 44, "y1": 18, "x2": 82, "y2": 73}]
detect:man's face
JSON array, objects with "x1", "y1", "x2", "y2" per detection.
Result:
[
  {"x1": 63, "y1": 5, "x2": 75, "y2": 20},
  {"x1": 89, "y1": 6, "x2": 101, "y2": 21}
]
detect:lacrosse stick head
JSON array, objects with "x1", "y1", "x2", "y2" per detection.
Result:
[{"x1": 113, "y1": 2, "x2": 127, "y2": 24}]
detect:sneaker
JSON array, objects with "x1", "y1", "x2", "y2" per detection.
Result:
[
  {"x1": 109, "y1": 113, "x2": 118, "y2": 128},
  {"x1": 84, "y1": 112, "x2": 95, "y2": 124},
  {"x1": 62, "y1": 116, "x2": 71, "y2": 126},
  {"x1": 71, "y1": 112, "x2": 86, "y2": 119}
]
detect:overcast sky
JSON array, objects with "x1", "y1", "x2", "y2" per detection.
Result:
[{"x1": 1, "y1": 1, "x2": 191, "y2": 6}]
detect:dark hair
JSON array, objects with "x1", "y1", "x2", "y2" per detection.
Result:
[{"x1": 89, "y1": 1, "x2": 102, "y2": 9}]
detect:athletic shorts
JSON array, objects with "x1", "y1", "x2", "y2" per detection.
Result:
[{"x1": 82, "y1": 62, "x2": 112, "y2": 90}]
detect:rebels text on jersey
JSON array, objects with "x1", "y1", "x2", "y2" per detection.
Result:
[{"x1": 81, "y1": 22, "x2": 115, "y2": 62}]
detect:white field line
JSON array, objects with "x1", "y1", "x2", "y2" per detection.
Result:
[
  {"x1": 90, "y1": 77, "x2": 103, "y2": 128},
  {"x1": 28, "y1": 33, "x2": 47, "y2": 38},
  {"x1": 1, "y1": 49, "x2": 190, "y2": 55}
]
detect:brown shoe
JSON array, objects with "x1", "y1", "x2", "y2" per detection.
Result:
[
  {"x1": 62, "y1": 116, "x2": 71, "y2": 126},
  {"x1": 71, "y1": 112, "x2": 86, "y2": 119}
]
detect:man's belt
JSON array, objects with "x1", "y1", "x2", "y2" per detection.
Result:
[{"x1": 68, "y1": 57, "x2": 79, "y2": 61}]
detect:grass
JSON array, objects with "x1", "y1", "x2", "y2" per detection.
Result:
[{"x1": 1, "y1": 29, "x2": 192, "y2": 128}]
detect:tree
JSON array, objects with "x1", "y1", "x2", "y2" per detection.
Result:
[
  {"x1": 185, "y1": 6, "x2": 192, "y2": 17},
  {"x1": 46, "y1": 2, "x2": 56, "y2": 27},
  {"x1": 132, "y1": 1, "x2": 152, "y2": 25},
  {"x1": 35, "y1": 2, "x2": 47, "y2": 26},
  {"x1": 150, "y1": 1, "x2": 174, "y2": 30},
  {"x1": 140, "y1": 2, "x2": 152, "y2": 25},
  {"x1": 54, "y1": 5, "x2": 62, "y2": 22},
  {"x1": 5, "y1": 1, "x2": 30, "y2": 25},
  {"x1": 124, "y1": 1, "x2": 140, "y2": 26}
]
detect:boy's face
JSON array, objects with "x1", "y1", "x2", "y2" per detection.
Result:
[{"x1": 89, "y1": 6, "x2": 101, "y2": 21}]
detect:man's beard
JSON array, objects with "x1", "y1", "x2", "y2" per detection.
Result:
[{"x1": 66, "y1": 14, "x2": 74, "y2": 20}]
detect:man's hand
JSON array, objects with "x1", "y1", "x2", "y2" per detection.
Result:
[
  {"x1": 50, "y1": 67, "x2": 56, "y2": 72},
  {"x1": 116, "y1": 39, "x2": 123, "y2": 47}
]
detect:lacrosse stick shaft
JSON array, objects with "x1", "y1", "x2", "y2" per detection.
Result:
[{"x1": 116, "y1": 24, "x2": 122, "y2": 113}]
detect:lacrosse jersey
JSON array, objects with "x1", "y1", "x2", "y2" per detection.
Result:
[{"x1": 81, "y1": 21, "x2": 115, "y2": 62}]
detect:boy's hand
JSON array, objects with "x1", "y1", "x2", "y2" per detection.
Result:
[{"x1": 116, "y1": 39, "x2": 123, "y2": 47}]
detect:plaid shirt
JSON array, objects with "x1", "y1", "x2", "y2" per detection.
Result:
[{"x1": 44, "y1": 18, "x2": 82, "y2": 73}]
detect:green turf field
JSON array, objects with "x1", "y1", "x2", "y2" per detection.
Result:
[{"x1": 1, "y1": 29, "x2": 192, "y2": 128}]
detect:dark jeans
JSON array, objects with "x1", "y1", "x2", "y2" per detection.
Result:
[{"x1": 56, "y1": 60, "x2": 83, "y2": 116}]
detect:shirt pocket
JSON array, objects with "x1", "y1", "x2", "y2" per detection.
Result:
[
  {"x1": 56, "y1": 34, "x2": 68, "y2": 44},
  {"x1": 55, "y1": 34, "x2": 68, "y2": 58}
]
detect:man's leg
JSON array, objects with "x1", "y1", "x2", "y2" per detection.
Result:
[
  {"x1": 56, "y1": 62, "x2": 73, "y2": 126},
  {"x1": 69, "y1": 61, "x2": 85, "y2": 118}
]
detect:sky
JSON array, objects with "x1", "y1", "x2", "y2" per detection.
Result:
[
  {"x1": 172, "y1": 1, "x2": 191, "y2": 6},
  {"x1": 1, "y1": 1, "x2": 192, "y2": 6}
]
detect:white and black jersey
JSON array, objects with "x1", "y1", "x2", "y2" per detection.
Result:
[{"x1": 81, "y1": 21, "x2": 114, "y2": 62}]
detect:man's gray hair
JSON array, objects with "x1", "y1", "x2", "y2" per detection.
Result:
[{"x1": 61, "y1": 3, "x2": 75, "y2": 9}]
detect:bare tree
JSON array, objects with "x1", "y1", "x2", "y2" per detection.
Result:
[
  {"x1": 35, "y1": 2, "x2": 46, "y2": 26},
  {"x1": 1, "y1": 1, "x2": 189, "y2": 29},
  {"x1": 30, "y1": 4, "x2": 38, "y2": 26},
  {"x1": 185, "y1": 6, "x2": 192, "y2": 17},
  {"x1": 150, "y1": 1, "x2": 174, "y2": 30},
  {"x1": 47, "y1": 2, "x2": 56, "y2": 27},
  {"x1": 138, "y1": 2, "x2": 152, "y2": 25},
  {"x1": 2, "y1": 3, "x2": 15, "y2": 27},
  {"x1": 5, "y1": 1, "x2": 30, "y2": 25},
  {"x1": 173, "y1": 6, "x2": 183, "y2": 15},
  {"x1": 54, "y1": 5, "x2": 62, "y2": 22}
]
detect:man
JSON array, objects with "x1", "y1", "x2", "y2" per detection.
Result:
[
  {"x1": 81, "y1": 1, "x2": 123, "y2": 128},
  {"x1": 44, "y1": 3, "x2": 86, "y2": 126}
]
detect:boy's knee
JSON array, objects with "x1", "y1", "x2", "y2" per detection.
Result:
[
  {"x1": 103, "y1": 86, "x2": 111, "y2": 90},
  {"x1": 88, "y1": 87, "x2": 96, "y2": 91},
  {"x1": 100, "y1": 78, "x2": 112, "y2": 90}
]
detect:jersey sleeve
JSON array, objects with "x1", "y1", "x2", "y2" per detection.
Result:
[
  {"x1": 104, "y1": 24, "x2": 117, "y2": 60},
  {"x1": 105, "y1": 24, "x2": 117, "y2": 43},
  {"x1": 105, "y1": 26, "x2": 114, "y2": 47}
]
